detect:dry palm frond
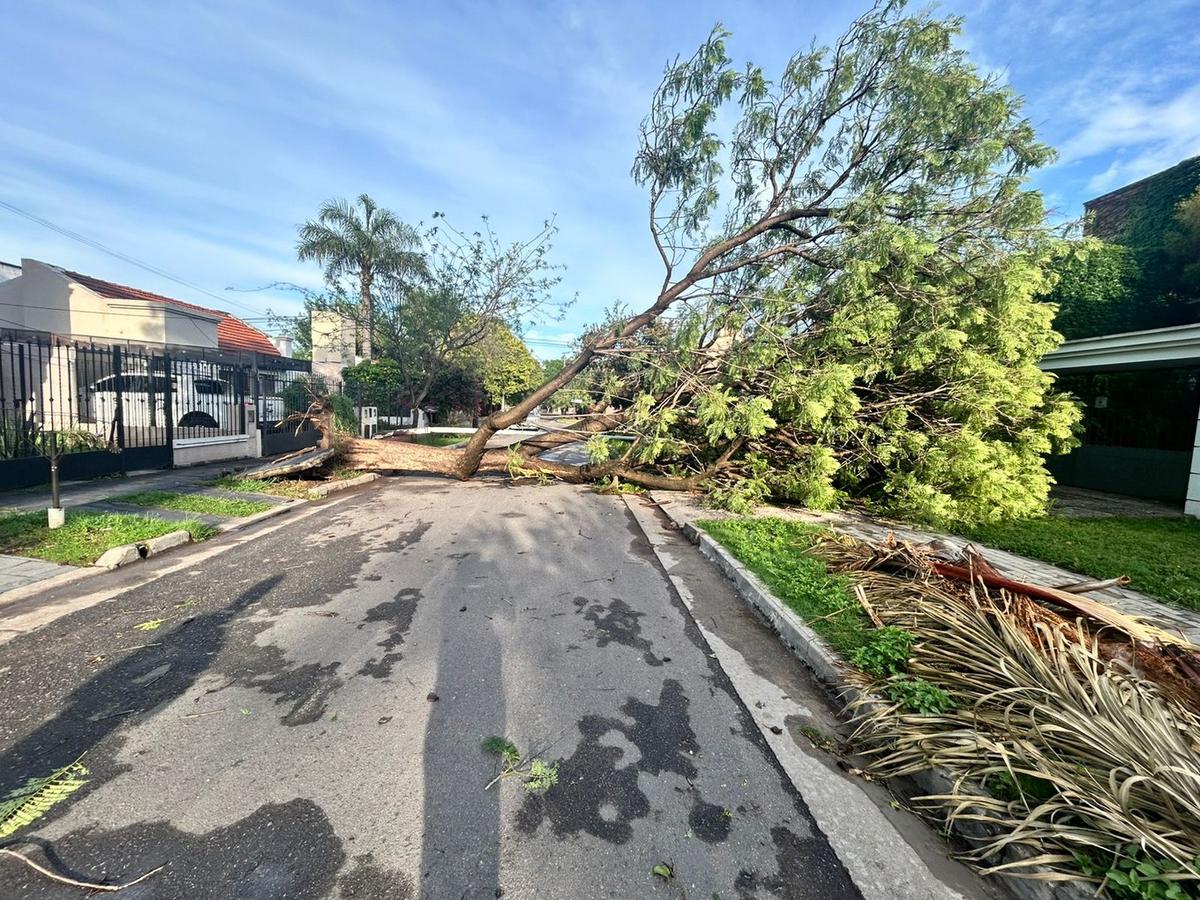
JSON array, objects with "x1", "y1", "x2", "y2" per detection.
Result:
[{"x1": 843, "y1": 574, "x2": 1200, "y2": 884}]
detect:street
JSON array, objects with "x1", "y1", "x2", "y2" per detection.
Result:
[{"x1": 0, "y1": 479, "x2": 981, "y2": 899}]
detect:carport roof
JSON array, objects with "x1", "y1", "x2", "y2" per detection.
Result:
[{"x1": 1041, "y1": 323, "x2": 1200, "y2": 372}]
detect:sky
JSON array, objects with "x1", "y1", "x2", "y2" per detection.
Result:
[{"x1": 2, "y1": 0, "x2": 1198, "y2": 358}]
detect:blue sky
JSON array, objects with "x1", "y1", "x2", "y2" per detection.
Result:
[{"x1": 2, "y1": 0, "x2": 1198, "y2": 358}]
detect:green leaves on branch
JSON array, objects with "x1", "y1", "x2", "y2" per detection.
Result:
[
  {"x1": 482, "y1": 736, "x2": 559, "y2": 794},
  {"x1": 0, "y1": 759, "x2": 88, "y2": 839}
]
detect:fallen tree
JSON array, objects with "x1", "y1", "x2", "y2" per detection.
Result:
[{"x1": 316, "y1": 1, "x2": 1082, "y2": 527}]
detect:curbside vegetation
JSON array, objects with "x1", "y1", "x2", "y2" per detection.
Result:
[
  {"x1": 0, "y1": 511, "x2": 215, "y2": 568},
  {"x1": 691, "y1": 516, "x2": 1200, "y2": 900}
]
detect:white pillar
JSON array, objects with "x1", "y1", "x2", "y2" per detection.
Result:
[{"x1": 1187, "y1": 410, "x2": 1200, "y2": 518}]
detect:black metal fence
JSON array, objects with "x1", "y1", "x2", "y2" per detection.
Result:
[
  {"x1": 1, "y1": 337, "x2": 175, "y2": 480},
  {"x1": 256, "y1": 364, "x2": 331, "y2": 456},
  {"x1": 0, "y1": 333, "x2": 415, "y2": 488}
]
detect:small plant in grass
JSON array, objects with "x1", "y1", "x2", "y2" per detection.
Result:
[
  {"x1": 883, "y1": 677, "x2": 954, "y2": 715},
  {"x1": 849, "y1": 627, "x2": 914, "y2": 677},
  {"x1": 482, "y1": 736, "x2": 559, "y2": 794},
  {"x1": 1075, "y1": 846, "x2": 1200, "y2": 899}
]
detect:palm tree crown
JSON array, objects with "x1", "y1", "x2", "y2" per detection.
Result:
[{"x1": 296, "y1": 194, "x2": 424, "y2": 357}]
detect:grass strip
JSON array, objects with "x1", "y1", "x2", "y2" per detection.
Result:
[
  {"x1": 208, "y1": 475, "x2": 311, "y2": 499},
  {"x1": 0, "y1": 511, "x2": 216, "y2": 566},
  {"x1": 112, "y1": 490, "x2": 272, "y2": 518},
  {"x1": 961, "y1": 515, "x2": 1200, "y2": 612},
  {"x1": 411, "y1": 434, "x2": 466, "y2": 447},
  {"x1": 697, "y1": 516, "x2": 870, "y2": 655}
]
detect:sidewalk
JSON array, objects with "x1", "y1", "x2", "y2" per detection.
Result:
[
  {"x1": 0, "y1": 554, "x2": 72, "y2": 593},
  {"x1": 0, "y1": 459, "x2": 258, "y2": 514},
  {"x1": 0, "y1": 460, "x2": 297, "y2": 601},
  {"x1": 651, "y1": 491, "x2": 1200, "y2": 645}
]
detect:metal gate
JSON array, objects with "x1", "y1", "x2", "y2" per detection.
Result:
[{"x1": 0, "y1": 337, "x2": 174, "y2": 490}]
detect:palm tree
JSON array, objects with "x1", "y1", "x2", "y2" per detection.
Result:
[{"x1": 296, "y1": 194, "x2": 424, "y2": 358}]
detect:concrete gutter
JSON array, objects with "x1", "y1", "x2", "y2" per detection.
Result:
[{"x1": 644, "y1": 492, "x2": 1090, "y2": 900}]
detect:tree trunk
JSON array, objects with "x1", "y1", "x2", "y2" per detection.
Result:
[
  {"x1": 453, "y1": 204, "x2": 829, "y2": 479},
  {"x1": 359, "y1": 268, "x2": 374, "y2": 359},
  {"x1": 453, "y1": 286, "x2": 687, "y2": 477}
]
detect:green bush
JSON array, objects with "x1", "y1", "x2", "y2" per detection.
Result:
[{"x1": 849, "y1": 627, "x2": 914, "y2": 677}]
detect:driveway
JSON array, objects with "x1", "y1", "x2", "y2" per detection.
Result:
[{"x1": 0, "y1": 479, "x2": 980, "y2": 899}]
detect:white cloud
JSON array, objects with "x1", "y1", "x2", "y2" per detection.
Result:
[{"x1": 1054, "y1": 85, "x2": 1200, "y2": 192}]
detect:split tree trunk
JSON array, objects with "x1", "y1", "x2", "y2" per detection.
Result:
[{"x1": 453, "y1": 205, "x2": 834, "y2": 479}]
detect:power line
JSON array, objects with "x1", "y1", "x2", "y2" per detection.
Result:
[{"x1": 0, "y1": 198, "x2": 273, "y2": 319}]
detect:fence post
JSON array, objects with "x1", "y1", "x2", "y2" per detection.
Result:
[
  {"x1": 164, "y1": 353, "x2": 175, "y2": 467},
  {"x1": 112, "y1": 345, "x2": 126, "y2": 475},
  {"x1": 16, "y1": 343, "x2": 28, "y2": 457}
]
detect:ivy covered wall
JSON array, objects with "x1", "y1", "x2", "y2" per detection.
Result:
[{"x1": 1051, "y1": 156, "x2": 1200, "y2": 340}]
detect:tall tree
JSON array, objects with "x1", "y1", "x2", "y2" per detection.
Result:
[
  {"x1": 369, "y1": 216, "x2": 565, "y2": 411},
  {"x1": 296, "y1": 194, "x2": 425, "y2": 358},
  {"x1": 455, "y1": 0, "x2": 1064, "y2": 479}
]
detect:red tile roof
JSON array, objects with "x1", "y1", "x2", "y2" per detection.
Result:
[{"x1": 64, "y1": 269, "x2": 280, "y2": 356}]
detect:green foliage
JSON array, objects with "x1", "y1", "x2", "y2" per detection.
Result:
[
  {"x1": 342, "y1": 358, "x2": 405, "y2": 408},
  {"x1": 1076, "y1": 846, "x2": 1200, "y2": 899},
  {"x1": 987, "y1": 771, "x2": 1057, "y2": 805},
  {"x1": 0, "y1": 510, "x2": 216, "y2": 566},
  {"x1": 525, "y1": 759, "x2": 559, "y2": 793},
  {"x1": 454, "y1": 322, "x2": 543, "y2": 407},
  {"x1": 883, "y1": 677, "x2": 955, "y2": 715},
  {"x1": 1165, "y1": 187, "x2": 1200, "y2": 299},
  {"x1": 697, "y1": 517, "x2": 870, "y2": 654},
  {"x1": 961, "y1": 515, "x2": 1200, "y2": 611},
  {"x1": 0, "y1": 419, "x2": 108, "y2": 461},
  {"x1": 541, "y1": 357, "x2": 567, "y2": 382},
  {"x1": 1107, "y1": 156, "x2": 1200, "y2": 310},
  {"x1": 0, "y1": 759, "x2": 89, "y2": 838},
  {"x1": 849, "y1": 627, "x2": 914, "y2": 678},
  {"x1": 597, "y1": 3, "x2": 1083, "y2": 528},
  {"x1": 482, "y1": 735, "x2": 520, "y2": 767},
  {"x1": 113, "y1": 490, "x2": 272, "y2": 518},
  {"x1": 329, "y1": 394, "x2": 358, "y2": 433},
  {"x1": 591, "y1": 476, "x2": 645, "y2": 496},
  {"x1": 296, "y1": 193, "x2": 426, "y2": 356},
  {"x1": 1047, "y1": 239, "x2": 1146, "y2": 340},
  {"x1": 482, "y1": 736, "x2": 559, "y2": 794}
]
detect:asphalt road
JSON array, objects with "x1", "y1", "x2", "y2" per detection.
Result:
[{"x1": 0, "y1": 478, "x2": 966, "y2": 899}]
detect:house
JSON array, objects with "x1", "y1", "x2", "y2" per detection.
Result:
[
  {"x1": 0, "y1": 259, "x2": 313, "y2": 480},
  {"x1": 1040, "y1": 157, "x2": 1200, "y2": 517},
  {"x1": 0, "y1": 258, "x2": 282, "y2": 356}
]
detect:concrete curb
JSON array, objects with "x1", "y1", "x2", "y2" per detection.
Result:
[
  {"x1": 649, "y1": 494, "x2": 1089, "y2": 900},
  {"x1": 214, "y1": 499, "x2": 305, "y2": 534},
  {"x1": 95, "y1": 528, "x2": 195, "y2": 570},
  {"x1": 306, "y1": 472, "x2": 381, "y2": 498}
]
